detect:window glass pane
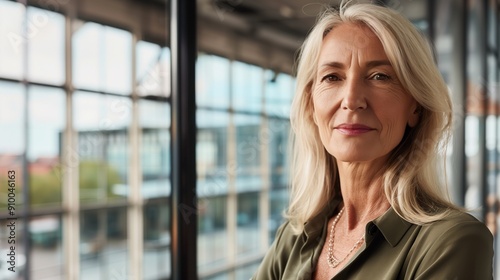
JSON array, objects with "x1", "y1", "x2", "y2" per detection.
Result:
[
  {"x1": 232, "y1": 61, "x2": 262, "y2": 112},
  {"x1": 73, "y1": 21, "x2": 132, "y2": 94},
  {"x1": 72, "y1": 22, "x2": 100, "y2": 91},
  {"x1": 465, "y1": 115, "x2": 481, "y2": 218},
  {"x1": 197, "y1": 110, "x2": 229, "y2": 196},
  {"x1": 237, "y1": 192, "x2": 259, "y2": 257},
  {"x1": 0, "y1": 82, "x2": 25, "y2": 154},
  {"x1": 265, "y1": 71, "x2": 294, "y2": 118},
  {"x1": 139, "y1": 99, "x2": 170, "y2": 198},
  {"x1": 202, "y1": 274, "x2": 229, "y2": 280},
  {"x1": 136, "y1": 42, "x2": 170, "y2": 97},
  {"x1": 267, "y1": 118, "x2": 290, "y2": 189},
  {"x1": 197, "y1": 110, "x2": 229, "y2": 275},
  {"x1": 30, "y1": 215, "x2": 63, "y2": 279},
  {"x1": 28, "y1": 85, "x2": 65, "y2": 207},
  {"x1": 0, "y1": 1, "x2": 24, "y2": 80},
  {"x1": 267, "y1": 117, "x2": 289, "y2": 244},
  {"x1": 269, "y1": 188, "x2": 287, "y2": 243},
  {"x1": 235, "y1": 262, "x2": 260, "y2": 279},
  {"x1": 137, "y1": 41, "x2": 161, "y2": 83},
  {"x1": 486, "y1": 114, "x2": 496, "y2": 187},
  {"x1": 197, "y1": 54, "x2": 230, "y2": 109},
  {"x1": 466, "y1": 0, "x2": 486, "y2": 98},
  {"x1": 143, "y1": 202, "x2": 171, "y2": 279},
  {"x1": 80, "y1": 208, "x2": 128, "y2": 279},
  {"x1": 198, "y1": 196, "x2": 228, "y2": 273},
  {"x1": 0, "y1": 82, "x2": 25, "y2": 211},
  {"x1": 73, "y1": 92, "x2": 131, "y2": 203},
  {"x1": 235, "y1": 114, "x2": 262, "y2": 192},
  {"x1": 487, "y1": 0, "x2": 497, "y2": 49},
  {"x1": 27, "y1": 7, "x2": 65, "y2": 85}
]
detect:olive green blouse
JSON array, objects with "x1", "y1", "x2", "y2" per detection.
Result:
[{"x1": 252, "y1": 199, "x2": 494, "y2": 280}]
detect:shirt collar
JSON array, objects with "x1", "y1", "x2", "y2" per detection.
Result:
[
  {"x1": 370, "y1": 207, "x2": 413, "y2": 247},
  {"x1": 302, "y1": 199, "x2": 413, "y2": 247}
]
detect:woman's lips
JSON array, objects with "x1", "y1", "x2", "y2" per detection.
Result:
[{"x1": 334, "y1": 124, "x2": 375, "y2": 136}]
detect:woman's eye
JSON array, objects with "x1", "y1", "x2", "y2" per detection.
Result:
[
  {"x1": 371, "y1": 73, "x2": 390, "y2": 80},
  {"x1": 322, "y1": 74, "x2": 340, "y2": 82}
]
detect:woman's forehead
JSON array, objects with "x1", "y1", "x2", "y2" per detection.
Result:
[{"x1": 318, "y1": 23, "x2": 388, "y2": 68}]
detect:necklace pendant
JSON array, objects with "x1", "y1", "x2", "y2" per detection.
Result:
[
  {"x1": 330, "y1": 259, "x2": 340, "y2": 268},
  {"x1": 327, "y1": 256, "x2": 340, "y2": 268}
]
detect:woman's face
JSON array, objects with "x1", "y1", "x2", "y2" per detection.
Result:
[{"x1": 312, "y1": 23, "x2": 419, "y2": 164}]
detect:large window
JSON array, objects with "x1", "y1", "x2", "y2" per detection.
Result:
[
  {"x1": 3, "y1": 0, "x2": 499, "y2": 279},
  {"x1": 0, "y1": 3, "x2": 66, "y2": 279},
  {"x1": 0, "y1": 2, "x2": 292, "y2": 279},
  {"x1": 196, "y1": 54, "x2": 292, "y2": 279},
  {"x1": 433, "y1": 0, "x2": 499, "y2": 276},
  {"x1": 73, "y1": 21, "x2": 132, "y2": 94},
  {"x1": 0, "y1": 1, "x2": 172, "y2": 279}
]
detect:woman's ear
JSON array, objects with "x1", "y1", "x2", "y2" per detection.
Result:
[{"x1": 408, "y1": 105, "x2": 421, "y2": 127}]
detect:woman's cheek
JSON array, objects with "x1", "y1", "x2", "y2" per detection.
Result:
[{"x1": 313, "y1": 89, "x2": 336, "y2": 112}]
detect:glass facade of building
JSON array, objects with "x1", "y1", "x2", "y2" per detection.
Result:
[{"x1": 0, "y1": 0, "x2": 499, "y2": 279}]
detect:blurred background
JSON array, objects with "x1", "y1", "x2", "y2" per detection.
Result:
[{"x1": 0, "y1": 0, "x2": 499, "y2": 279}]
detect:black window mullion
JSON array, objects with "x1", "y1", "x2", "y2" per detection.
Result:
[{"x1": 170, "y1": 0, "x2": 198, "y2": 279}]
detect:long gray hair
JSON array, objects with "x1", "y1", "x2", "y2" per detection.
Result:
[{"x1": 286, "y1": 2, "x2": 457, "y2": 233}]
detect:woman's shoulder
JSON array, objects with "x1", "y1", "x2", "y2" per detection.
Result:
[
  {"x1": 405, "y1": 209, "x2": 494, "y2": 279},
  {"x1": 419, "y1": 209, "x2": 492, "y2": 241},
  {"x1": 425, "y1": 209, "x2": 486, "y2": 226},
  {"x1": 272, "y1": 220, "x2": 302, "y2": 248},
  {"x1": 266, "y1": 217, "x2": 325, "y2": 260},
  {"x1": 252, "y1": 220, "x2": 316, "y2": 280}
]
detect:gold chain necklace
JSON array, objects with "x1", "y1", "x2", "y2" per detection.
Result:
[{"x1": 327, "y1": 207, "x2": 365, "y2": 268}]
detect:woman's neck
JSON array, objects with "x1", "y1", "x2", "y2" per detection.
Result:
[{"x1": 336, "y1": 160, "x2": 391, "y2": 230}]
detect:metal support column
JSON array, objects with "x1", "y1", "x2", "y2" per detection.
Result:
[
  {"x1": 18, "y1": 1, "x2": 31, "y2": 279},
  {"x1": 63, "y1": 1, "x2": 80, "y2": 279},
  {"x1": 128, "y1": 33, "x2": 144, "y2": 280},
  {"x1": 170, "y1": 0, "x2": 197, "y2": 279},
  {"x1": 479, "y1": 0, "x2": 489, "y2": 222},
  {"x1": 439, "y1": 0, "x2": 467, "y2": 206}
]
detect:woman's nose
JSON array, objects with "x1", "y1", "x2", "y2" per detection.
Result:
[{"x1": 340, "y1": 78, "x2": 367, "y2": 111}]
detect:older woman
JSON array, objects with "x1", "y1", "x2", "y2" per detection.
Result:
[{"x1": 252, "y1": 2, "x2": 493, "y2": 280}]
